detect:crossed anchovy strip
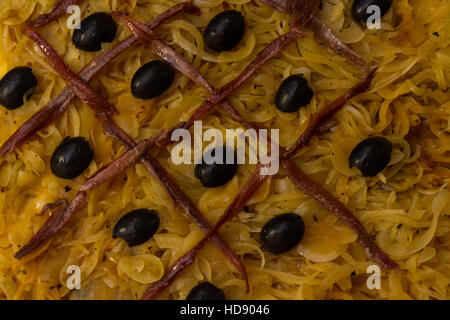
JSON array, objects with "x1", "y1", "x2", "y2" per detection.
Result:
[
  {"x1": 28, "y1": 0, "x2": 84, "y2": 28},
  {"x1": 1, "y1": 0, "x2": 398, "y2": 300}
]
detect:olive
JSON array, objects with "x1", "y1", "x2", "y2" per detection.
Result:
[
  {"x1": 0, "y1": 67, "x2": 37, "y2": 110},
  {"x1": 194, "y1": 146, "x2": 238, "y2": 188},
  {"x1": 131, "y1": 60, "x2": 175, "y2": 99},
  {"x1": 260, "y1": 213, "x2": 305, "y2": 255},
  {"x1": 351, "y1": 0, "x2": 393, "y2": 22},
  {"x1": 186, "y1": 282, "x2": 226, "y2": 300},
  {"x1": 204, "y1": 10, "x2": 246, "y2": 52},
  {"x1": 113, "y1": 209, "x2": 160, "y2": 247},
  {"x1": 275, "y1": 75, "x2": 314, "y2": 113},
  {"x1": 349, "y1": 137, "x2": 392, "y2": 177},
  {"x1": 50, "y1": 137, "x2": 94, "y2": 179},
  {"x1": 72, "y1": 12, "x2": 117, "y2": 52}
]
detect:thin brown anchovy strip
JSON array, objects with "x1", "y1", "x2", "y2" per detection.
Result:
[
  {"x1": 181, "y1": 28, "x2": 305, "y2": 130},
  {"x1": 308, "y1": 17, "x2": 370, "y2": 73},
  {"x1": 140, "y1": 154, "x2": 249, "y2": 286},
  {"x1": 141, "y1": 164, "x2": 270, "y2": 299},
  {"x1": 141, "y1": 234, "x2": 205, "y2": 300},
  {"x1": 261, "y1": 0, "x2": 369, "y2": 73},
  {"x1": 111, "y1": 12, "x2": 281, "y2": 143},
  {"x1": 315, "y1": 118, "x2": 338, "y2": 136},
  {"x1": 14, "y1": 192, "x2": 87, "y2": 259},
  {"x1": 16, "y1": 22, "x2": 249, "y2": 286},
  {"x1": 24, "y1": 27, "x2": 118, "y2": 116},
  {"x1": 111, "y1": 12, "x2": 211, "y2": 89},
  {"x1": 281, "y1": 159, "x2": 399, "y2": 270},
  {"x1": 28, "y1": 0, "x2": 83, "y2": 28},
  {"x1": 0, "y1": 2, "x2": 199, "y2": 158},
  {"x1": 260, "y1": 0, "x2": 320, "y2": 25},
  {"x1": 283, "y1": 67, "x2": 377, "y2": 159}
]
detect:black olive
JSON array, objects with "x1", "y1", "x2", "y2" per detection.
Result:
[
  {"x1": 113, "y1": 209, "x2": 160, "y2": 247},
  {"x1": 186, "y1": 282, "x2": 226, "y2": 300},
  {"x1": 204, "y1": 10, "x2": 246, "y2": 52},
  {"x1": 131, "y1": 60, "x2": 175, "y2": 99},
  {"x1": 260, "y1": 213, "x2": 305, "y2": 255},
  {"x1": 349, "y1": 136, "x2": 393, "y2": 177},
  {"x1": 50, "y1": 137, "x2": 94, "y2": 179},
  {"x1": 351, "y1": 0, "x2": 393, "y2": 22},
  {"x1": 275, "y1": 75, "x2": 314, "y2": 113},
  {"x1": 0, "y1": 67, "x2": 37, "y2": 110},
  {"x1": 72, "y1": 12, "x2": 117, "y2": 52},
  {"x1": 194, "y1": 146, "x2": 238, "y2": 188}
]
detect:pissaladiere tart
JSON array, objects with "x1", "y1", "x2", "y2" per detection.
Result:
[{"x1": 0, "y1": 0, "x2": 448, "y2": 300}]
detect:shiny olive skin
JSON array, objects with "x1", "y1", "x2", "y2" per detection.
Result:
[
  {"x1": 131, "y1": 60, "x2": 175, "y2": 99},
  {"x1": 186, "y1": 282, "x2": 226, "y2": 300},
  {"x1": 349, "y1": 137, "x2": 393, "y2": 177},
  {"x1": 113, "y1": 209, "x2": 160, "y2": 247},
  {"x1": 275, "y1": 75, "x2": 314, "y2": 113},
  {"x1": 50, "y1": 137, "x2": 94, "y2": 179},
  {"x1": 72, "y1": 12, "x2": 117, "y2": 52},
  {"x1": 204, "y1": 10, "x2": 246, "y2": 52},
  {"x1": 195, "y1": 147, "x2": 238, "y2": 188},
  {"x1": 351, "y1": 0, "x2": 393, "y2": 22},
  {"x1": 0, "y1": 67, "x2": 37, "y2": 110},
  {"x1": 260, "y1": 213, "x2": 305, "y2": 255}
]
